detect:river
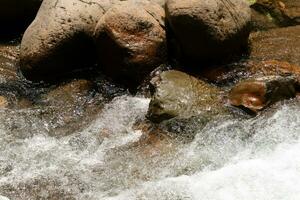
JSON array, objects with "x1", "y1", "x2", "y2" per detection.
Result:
[{"x1": 0, "y1": 93, "x2": 299, "y2": 199}]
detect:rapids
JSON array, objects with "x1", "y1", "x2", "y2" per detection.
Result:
[{"x1": 0, "y1": 94, "x2": 300, "y2": 199}]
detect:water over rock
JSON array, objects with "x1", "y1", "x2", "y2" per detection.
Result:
[
  {"x1": 147, "y1": 70, "x2": 225, "y2": 122},
  {"x1": 165, "y1": 0, "x2": 251, "y2": 64}
]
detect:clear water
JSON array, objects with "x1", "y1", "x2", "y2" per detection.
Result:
[{"x1": 0, "y1": 94, "x2": 299, "y2": 200}]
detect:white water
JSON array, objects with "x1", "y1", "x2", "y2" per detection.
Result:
[{"x1": 0, "y1": 95, "x2": 300, "y2": 199}]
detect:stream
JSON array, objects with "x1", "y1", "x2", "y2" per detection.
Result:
[
  {"x1": 0, "y1": 93, "x2": 299, "y2": 199},
  {"x1": 1, "y1": 25, "x2": 300, "y2": 199}
]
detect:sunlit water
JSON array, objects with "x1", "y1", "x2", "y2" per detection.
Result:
[{"x1": 0, "y1": 94, "x2": 299, "y2": 200}]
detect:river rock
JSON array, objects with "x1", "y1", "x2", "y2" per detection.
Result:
[
  {"x1": 250, "y1": 25, "x2": 300, "y2": 66},
  {"x1": 147, "y1": 70, "x2": 224, "y2": 122},
  {"x1": 94, "y1": 0, "x2": 167, "y2": 87},
  {"x1": 42, "y1": 79, "x2": 93, "y2": 106},
  {"x1": 0, "y1": 43, "x2": 20, "y2": 83},
  {"x1": 251, "y1": 0, "x2": 300, "y2": 30},
  {"x1": 165, "y1": 0, "x2": 251, "y2": 64},
  {"x1": 0, "y1": 0, "x2": 42, "y2": 37},
  {"x1": 20, "y1": 0, "x2": 112, "y2": 82},
  {"x1": 229, "y1": 75, "x2": 298, "y2": 112},
  {"x1": 248, "y1": 60, "x2": 300, "y2": 80}
]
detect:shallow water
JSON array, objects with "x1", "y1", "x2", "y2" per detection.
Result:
[
  {"x1": 0, "y1": 93, "x2": 299, "y2": 199},
  {"x1": 1, "y1": 25, "x2": 300, "y2": 199}
]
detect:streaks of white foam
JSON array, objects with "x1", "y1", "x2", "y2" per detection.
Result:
[{"x1": 103, "y1": 101, "x2": 300, "y2": 200}]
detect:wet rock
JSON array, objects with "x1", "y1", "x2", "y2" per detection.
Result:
[
  {"x1": 42, "y1": 79, "x2": 93, "y2": 106},
  {"x1": 250, "y1": 25, "x2": 300, "y2": 66},
  {"x1": 165, "y1": 0, "x2": 251, "y2": 64},
  {"x1": 37, "y1": 79, "x2": 107, "y2": 137},
  {"x1": 229, "y1": 75, "x2": 298, "y2": 112},
  {"x1": 20, "y1": 0, "x2": 111, "y2": 82},
  {"x1": 94, "y1": 1, "x2": 167, "y2": 87},
  {"x1": 0, "y1": 43, "x2": 20, "y2": 83},
  {"x1": 147, "y1": 70, "x2": 225, "y2": 122},
  {"x1": 248, "y1": 60, "x2": 300, "y2": 80},
  {"x1": 251, "y1": 0, "x2": 300, "y2": 30},
  {"x1": 0, "y1": 0, "x2": 42, "y2": 37}
]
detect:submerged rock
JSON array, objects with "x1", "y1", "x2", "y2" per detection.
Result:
[
  {"x1": 147, "y1": 70, "x2": 224, "y2": 122},
  {"x1": 165, "y1": 0, "x2": 251, "y2": 64},
  {"x1": 94, "y1": 0, "x2": 167, "y2": 87},
  {"x1": 42, "y1": 79, "x2": 93, "y2": 106},
  {"x1": 229, "y1": 75, "x2": 298, "y2": 112},
  {"x1": 20, "y1": 0, "x2": 111, "y2": 81}
]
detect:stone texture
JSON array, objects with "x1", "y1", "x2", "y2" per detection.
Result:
[
  {"x1": 94, "y1": 0, "x2": 167, "y2": 86},
  {"x1": 250, "y1": 25, "x2": 300, "y2": 66},
  {"x1": 166, "y1": 0, "x2": 251, "y2": 64},
  {"x1": 20, "y1": 0, "x2": 111, "y2": 81},
  {"x1": 147, "y1": 70, "x2": 224, "y2": 122},
  {"x1": 229, "y1": 75, "x2": 298, "y2": 112}
]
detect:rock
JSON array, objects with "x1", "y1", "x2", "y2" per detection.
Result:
[
  {"x1": 248, "y1": 60, "x2": 300, "y2": 80},
  {"x1": 229, "y1": 75, "x2": 298, "y2": 112},
  {"x1": 251, "y1": 8, "x2": 280, "y2": 30},
  {"x1": 42, "y1": 79, "x2": 93, "y2": 106},
  {"x1": 281, "y1": 0, "x2": 300, "y2": 24},
  {"x1": 94, "y1": 0, "x2": 167, "y2": 87},
  {"x1": 147, "y1": 70, "x2": 224, "y2": 122},
  {"x1": 165, "y1": 0, "x2": 251, "y2": 64},
  {"x1": 251, "y1": 0, "x2": 300, "y2": 30},
  {"x1": 250, "y1": 25, "x2": 300, "y2": 66},
  {"x1": 0, "y1": 43, "x2": 20, "y2": 83},
  {"x1": 20, "y1": 0, "x2": 111, "y2": 82},
  {"x1": 0, "y1": 0, "x2": 42, "y2": 37}
]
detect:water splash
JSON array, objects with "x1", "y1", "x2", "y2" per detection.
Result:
[{"x1": 0, "y1": 95, "x2": 299, "y2": 200}]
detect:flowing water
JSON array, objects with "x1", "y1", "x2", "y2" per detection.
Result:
[
  {"x1": 1, "y1": 27, "x2": 300, "y2": 199},
  {"x1": 0, "y1": 93, "x2": 299, "y2": 199}
]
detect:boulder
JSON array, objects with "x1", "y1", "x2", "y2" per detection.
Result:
[
  {"x1": 0, "y1": 0, "x2": 42, "y2": 37},
  {"x1": 250, "y1": 25, "x2": 300, "y2": 66},
  {"x1": 147, "y1": 70, "x2": 224, "y2": 122},
  {"x1": 251, "y1": 0, "x2": 300, "y2": 30},
  {"x1": 94, "y1": 0, "x2": 167, "y2": 87},
  {"x1": 229, "y1": 75, "x2": 298, "y2": 112},
  {"x1": 165, "y1": 0, "x2": 251, "y2": 64},
  {"x1": 20, "y1": 0, "x2": 111, "y2": 82}
]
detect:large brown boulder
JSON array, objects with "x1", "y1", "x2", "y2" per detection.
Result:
[
  {"x1": 93, "y1": 1, "x2": 167, "y2": 86},
  {"x1": 0, "y1": 0, "x2": 42, "y2": 37},
  {"x1": 147, "y1": 70, "x2": 224, "y2": 122},
  {"x1": 20, "y1": 0, "x2": 112, "y2": 82},
  {"x1": 250, "y1": 25, "x2": 300, "y2": 66},
  {"x1": 165, "y1": 0, "x2": 251, "y2": 64}
]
